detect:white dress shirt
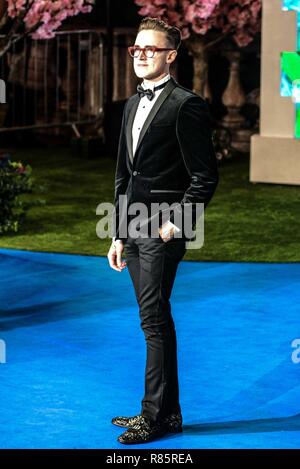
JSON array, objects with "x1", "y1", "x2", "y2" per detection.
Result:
[{"x1": 132, "y1": 73, "x2": 171, "y2": 156}]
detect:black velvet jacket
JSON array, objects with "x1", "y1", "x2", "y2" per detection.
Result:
[{"x1": 113, "y1": 76, "x2": 219, "y2": 240}]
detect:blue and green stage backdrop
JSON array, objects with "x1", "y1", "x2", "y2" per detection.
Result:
[{"x1": 281, "y1": 0, "x2": 300, "y2": 138}]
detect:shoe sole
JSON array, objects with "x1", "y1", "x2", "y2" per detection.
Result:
[
  {"x1": 118, "y1": 431, "x2": 168, "y2": 445},
  {"x1": 112, "y1": 420, "x2": 182, "y2": 433}
]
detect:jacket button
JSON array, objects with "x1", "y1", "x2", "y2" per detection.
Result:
[{"x1": 133, "y1": 171, "x2": 138, "y2": 176}]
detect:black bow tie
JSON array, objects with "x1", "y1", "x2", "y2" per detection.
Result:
[{"x1": 137, "y1": 80, "x2": 169, "y2": 100}]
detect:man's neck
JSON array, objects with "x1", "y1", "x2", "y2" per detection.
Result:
[{"x1": 143, "y1": 73, "x2": 170, "y2": 90}]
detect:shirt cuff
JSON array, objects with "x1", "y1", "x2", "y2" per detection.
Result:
[
  {"x1": 161, "y1": 220, "x2": 181, "y2": 234},
  {"x1": 113, "y1": 237, "x2": 123, "y2": 243},
  {"x1": 166, "y1": 220, "x2": 181, "y2": 233}
]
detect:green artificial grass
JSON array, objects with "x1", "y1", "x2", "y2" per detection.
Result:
[{"x1": 0, "y1": 144, "x2": 299, "y2": 262}]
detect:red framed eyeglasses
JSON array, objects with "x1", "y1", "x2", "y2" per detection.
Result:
[{"x1": 128, "y1": 45, "x2": 174, "y2": 58}]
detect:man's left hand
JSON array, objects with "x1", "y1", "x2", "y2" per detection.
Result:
[{"x1": 159, "y1": 220, "x2": 179, "y2": 242}]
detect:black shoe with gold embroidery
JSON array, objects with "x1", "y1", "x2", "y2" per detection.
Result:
[
  {"x1": 117, "y1": 416, "x2": 168, "y2": 445},
  {"x1": 112, "y1": 413, "x2": 182, "y2": 433}
]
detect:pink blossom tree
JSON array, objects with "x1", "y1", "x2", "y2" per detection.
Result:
[
  {"x1": 134, "y1": 0, "x2": 262, "y2": 95},
  {"x1": 0, "y1": 0, "x2": 94, "y2": 57}
]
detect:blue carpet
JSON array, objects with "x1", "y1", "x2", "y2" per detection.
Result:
[{"x1": 0, "y1": 248, "x2": 299, "y2": 449}]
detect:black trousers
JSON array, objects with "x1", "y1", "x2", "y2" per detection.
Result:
[{"x1": 124, "y1": 234, "x2": 186, "y2": 423}]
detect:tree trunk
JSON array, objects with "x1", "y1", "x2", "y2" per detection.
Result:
[{"x1": 185, "y1": 36, "x2": 209, "y2": 98}]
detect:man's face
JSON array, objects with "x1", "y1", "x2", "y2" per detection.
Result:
[{"x1": 133, "y1": 29, "x2": 177, "y2": 81}]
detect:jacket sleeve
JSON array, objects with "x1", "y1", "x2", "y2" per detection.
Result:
[
  {"x1": 112, "y1": 103, "x2": 130, "y2": 240},
  {"x1": 170, "y1": 96, "x2": 219, "y2": 226}
]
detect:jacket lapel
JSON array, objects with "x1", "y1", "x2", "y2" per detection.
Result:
[{"x1": 126, "y1": 77, "x2": 177, "y2": 165}]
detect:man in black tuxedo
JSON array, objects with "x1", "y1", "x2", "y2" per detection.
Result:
[{"x1": 107, "y1": 17, "x2": 219, "y2": 444}]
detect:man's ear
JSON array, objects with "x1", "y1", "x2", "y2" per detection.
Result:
[{"x1": 167, "y1": 50, "x2": 177, "y2": 64}]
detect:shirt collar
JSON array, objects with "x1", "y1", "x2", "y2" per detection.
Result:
[{"x1": 142, "y1": 74, "x2": 171, "y2": 91}]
